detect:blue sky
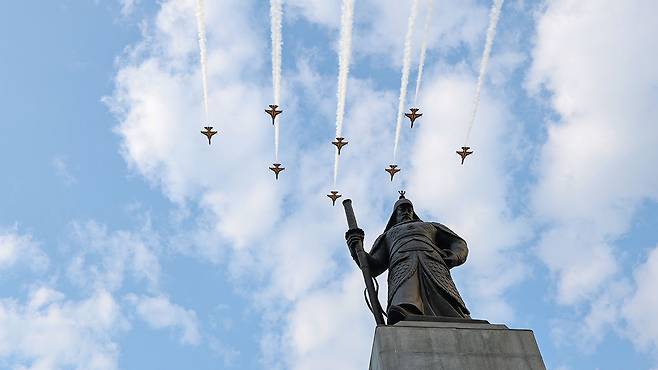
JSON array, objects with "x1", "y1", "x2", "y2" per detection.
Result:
[{"x1": 1, "y1": 0, "x2": 658, "y2": 369}]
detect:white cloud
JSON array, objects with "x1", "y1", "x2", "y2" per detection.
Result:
[
  {"x1": 546, "y1": 243, "x2": 658, "y2": 365},
  {"x1": 623, "y1": 245, "x2": 658, "y2": 351},
  {"x1": 281, "y1": 272, "x2": 375, "y2": 370},
  {"x1": 119, "y1": 0, "x2": 139, "y2": 17},
  {"x1": 66, "y1": 221, "x2": 161, "y2": 292},
  {"x1": 64, "y1": 220, "x2": 207, "y2": 346},
  {"x1": 287, "y1": 0, "x2": 488, "y2": 68},
  {"x1": 0, "y1": 217, "x2": 210, "y2": 368},
  {"x1": 0, "y1": 287, "x2": 124, "y2": 370},
  {"x1": 549, "y1": 279, "x2": 631, "y2": 353},
  {"x1": 126, "y1": 294, "x2": 200, "y2": 345},
  {"x1": 522, "y1": 1, "x2": 658, "y2": 362},
  {"x1": 52, "y1": 157, "x2": 77, "y2": 186},
  {"x1": 528, "y1": 0, "x2": 658, "y2": 306},
  {"x1": 0, "y1": 228, "x2": 48, "y2": 272},
  {"x1": 285, "y1": 0, "x2": 340, "y2": 27}
]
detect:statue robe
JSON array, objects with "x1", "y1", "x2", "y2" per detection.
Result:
[{"x1": 367, "y1": 220, "x2": 470, "y2": 323}]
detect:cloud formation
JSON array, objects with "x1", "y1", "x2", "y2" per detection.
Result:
[
  {"x1": 529, "y1": 0, "x2": 658, "y2": 305},
  {"x1": 0, "y1": 287, "x2": 123, "y2": 370},
  {"x1": 624, "y1": 245, "x2": 658, "y2": 351},
  {"x1": 0, "y1": 228, "x2": 48, "y2": 272},
  {"x1": 527, "y1": 0, "x2": 658, "y2": 359},
  {"x1": 0, "y1": 220, "x2": 202, "y2": 369},
  {"x1": 126, "y1": 294, "x2": 201, "y2": 345}
]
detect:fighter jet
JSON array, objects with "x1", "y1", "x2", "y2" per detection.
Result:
[
  {"x1": 404, "y1": 108, "x2": 423, "y2": 128},
  {"x1": 332, "y1": 137, "x2": 348, "y2": 155},
  {"x1": 264, "y1": 104, "x2": 283, "y2": 125},
  {"x1": 456, "y1": 146, "x2": 473, "y2": 165},
  {"x1": 385, "y1": 164, "x2": 401, "y2": 181},
  {"x1": 200, "y1": 126, "x2": 218, "y2": 145},
  {"x1": 327, "y1": 190, "x2": 342, "y2": 206},
  {"x1": 269, "y1": 163, "x2": 285, "y2": 179}
]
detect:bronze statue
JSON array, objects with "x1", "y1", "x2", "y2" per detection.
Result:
[{"x1": 344, "y1": 192, "x2": 470, "y2": 325}]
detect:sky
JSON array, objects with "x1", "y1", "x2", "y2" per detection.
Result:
[{"x1": 1, "y1": 0, "x2": 658, "y2": 369}]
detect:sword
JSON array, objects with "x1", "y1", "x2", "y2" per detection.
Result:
[{"x1": 342, "y1": 199, "x2": 386, "y2": 326}]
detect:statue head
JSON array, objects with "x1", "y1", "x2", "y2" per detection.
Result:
[
  {"x1": 395, "y1": 202, "x2": 415, "y2": 223},
  {"x1": 383, "y1": 191, "x2": 422, "y2": 232}
]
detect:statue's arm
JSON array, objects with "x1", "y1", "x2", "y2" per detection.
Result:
[
  {"x1": 366, "y1": 234, "x2": 389, "y2": 277},
  {"x1": 445, "y1": 238, "x2": 468, "y2": 268},
  {"x1": 345, "y1": 229, "x2": 389, "y2": 276},
  {"x1": 432, "y1": 223, "x2": 468, "y2": 268}
]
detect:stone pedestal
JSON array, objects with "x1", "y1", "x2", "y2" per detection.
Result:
[{"x1": 369, "y1": 321, "x2": 546, "y2": 370}]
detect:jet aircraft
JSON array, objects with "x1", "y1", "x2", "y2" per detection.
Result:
[
  {"x1": 200, "y1": 126, "x2": 218, "y2": 145},
  {"x1": 404, "y1": 108, "x2": 423, "y2": 128},
  {"x1": 327, "y1": 191, "x2": 342, "y2": 206},
  {"x1": 332, "y1": 137, "x2": 348, "y2": 155},
  {"x1": 456, "y1": 146, "x2": 473, "y2": 165},
  {"x1": 385, "y1": 164, "x2": 401, "y2": 181},
  {"x1": 269, "y1": 163, "x2": 285, "y2": 179},
  {"x1": 264, "y1": 104, "x2": 283, "y2": 125}
]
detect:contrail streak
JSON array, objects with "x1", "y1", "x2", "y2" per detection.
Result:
[
  {"x1": 270, "y1": 0, "x2": 283, "y2": 161},
  {"x1": 392, "y1": 0, "x2": 419, "y2": 162},
  {"x1": 464, "y1": 0, "x2": 504, "y2": 144},
  {"x1": 333, "y1": 0, "x2": 355, "y2": 186},
  {"x1": 413, "y1": 0, "x2": 434, "y2": 106},
  {"x1": 195, "y1": 0, "x2": 209, "y2": 119}
]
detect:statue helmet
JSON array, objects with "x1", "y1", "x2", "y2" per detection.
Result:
[{"x1": 383, "y1": 191, "x2": 422, "y2": 232}]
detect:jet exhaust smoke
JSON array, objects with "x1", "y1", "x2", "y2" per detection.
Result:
[
  {"x1": 464, "y1": 0, "x2": 504, "y2": 144},
  {"x1": 195, "y1": 0, "x2": 209, "y2": 119},
  {"x1": 270, "y1": 0, "x2": 283, "y2": 161},
  {"x1": 392, "y1": 0, "x2": 420, "y2": 162},
  {"x1": 270, "y1": 0, "x2": 283, "y2": 107},
  {"x1": 333, "y1": 0, "x2": 355, "y2": 186},
  {"x1": 413, "y1": 0, "x2": 434, "y2": 106}
]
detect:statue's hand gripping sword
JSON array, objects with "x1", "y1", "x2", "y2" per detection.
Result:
[{"x1": 342, "y1": 199, "x2": 386, "y2": 326}]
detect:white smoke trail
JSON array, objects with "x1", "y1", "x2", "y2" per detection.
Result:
[
  {"x1": 413, "y1": 0, "x2": 434, "y2": 106},
  {"x1": 270, "y1": 0, "x2": 283, "y2": 161},
  {"x1": 270, "y1": 0, "x2": 283, "y2": 106},
  {"x1": 195, "y1": 0, "x2": 209, "y2": 119},
  {"x1": 392, "y1": 0, "x2": 420, "y2": 162},
  {"x1": 464, "y1": 0, "x2": 504, "y2": 144},
  {"x1": 333, "y1": 0, "x2": 355, "y2": 186}
]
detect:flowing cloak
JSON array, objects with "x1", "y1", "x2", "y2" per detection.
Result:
[{"x1": 366, "y1": 219, "x2": 470, "y2": 318}]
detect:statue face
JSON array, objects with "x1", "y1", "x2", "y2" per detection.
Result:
[{"x1": 395, "y1": 203, "x2": 414, "y2": 223}]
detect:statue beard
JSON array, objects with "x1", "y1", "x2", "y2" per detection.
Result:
[{"x1": 397, "y1": 213, "x2": 413, "y2": 223}]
